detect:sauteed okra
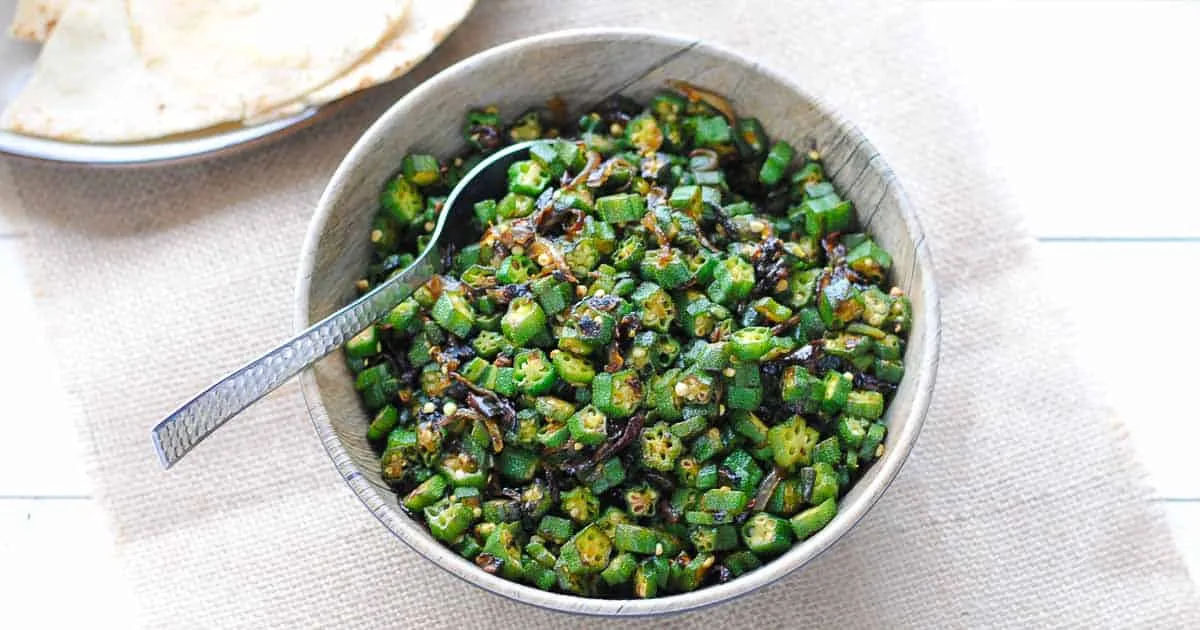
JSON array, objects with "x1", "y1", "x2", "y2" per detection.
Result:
[{"x1": 345, "y1": 86, "x2": 911, "y2": 598}]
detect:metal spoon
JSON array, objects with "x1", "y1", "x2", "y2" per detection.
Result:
[{"x1": 150, "y1": 140, "x2": 540, "y2": 469}]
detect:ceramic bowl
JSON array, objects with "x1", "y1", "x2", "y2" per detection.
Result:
[{"x1": 296, "y1": 27, "x2": 939, "y2": 617}]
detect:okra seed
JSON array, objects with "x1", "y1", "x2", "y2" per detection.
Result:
[
  {"x1": 655, "y1": 543, "x2": 664, "y2": 556},
  {"x1": 723, "y1": 367, "x2": 736, "y2": 378},
  {"x1": 511, "y1": 246, "x2": 525, "y2": 256},
  {"x1": 576, "y1": 285, "x2": 587, "y2": 297},
  {"x1": 355, "y1": 279, "x2": 369, "y2": 291},
  {"x1": 610, "y1": 123, "x2": 624, "y2": 136},
  {"x1": 422, "y1": 402, "x2": 436, "y2": 414},
  {"x1": 423, "y1": 221, "x2": 435, "y2": 232},
  {"x1": 674, "y1": 382, "x2": 688, "y2": 396},
  {"x1": 536, "y1": 254, "x2": 551, "y2": 266},
  {"x1": 593, "y1": 289, "x2": 606, "y2": 297},
  {"x1": 443, "y1": 402, "x2": 458, "y2": 416},
  {"x1": 370, "y1": 229, "x2": 384, "y2": 242}
]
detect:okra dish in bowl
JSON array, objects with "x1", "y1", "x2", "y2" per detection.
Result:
[{"x1": 297, "y1": 29, "x2": 938, "y2": 616}]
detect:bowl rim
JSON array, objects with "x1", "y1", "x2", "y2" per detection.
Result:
[{"x1": 295, "y1": 26, "x2": 941, "y2": 617}]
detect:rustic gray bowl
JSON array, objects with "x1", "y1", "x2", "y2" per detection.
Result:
[{"x1": 295, "y1": 28, "x2": 939, "y2": 617}]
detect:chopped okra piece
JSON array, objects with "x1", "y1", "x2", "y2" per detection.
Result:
[
  {"x1": 501, "y1": 297, "x2": 547, "y2": 346},
  {"x1": 591, "y1": 370, "x2": 642, "y2": 418},
  {"x1": 567, "y1": 404, "x2": 608, "y2": 446},
  {"x1": 742, "y1": 512, "x2": 794, "y2": 555},
  {"x1": 641, "y1": 422, "x2": 684, "y2": 472},
  {"x1": 759, "y1": 141, "x2": 795, "y2": 186},
  {"x1": 790, "y1": 497, "x2": 838, "y2": 540}
]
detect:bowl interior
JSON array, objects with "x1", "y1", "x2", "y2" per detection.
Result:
[{"x1": 296, "y1": 29, "x2": 937, "y2": 617}]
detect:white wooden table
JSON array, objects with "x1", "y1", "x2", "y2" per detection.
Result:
[{"x1": 1, "y1": 2, "x2": 1196, "y2": 625}]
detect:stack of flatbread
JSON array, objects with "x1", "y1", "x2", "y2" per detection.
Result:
[{"x1": 2, "y1": 0, "x2": 475, "y2": 143}]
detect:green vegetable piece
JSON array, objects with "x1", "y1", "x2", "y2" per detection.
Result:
[
  {"x1": 497, "y1": 447, "x2": 539, "y2": 483},
  {"x1": 640, "y1": 248, "x2": 691, "y2": 290},
  {"x1": 790, "y1": 497, "x2": 838, "y2": 540},
  {"x1": 366, "y1": 405, "x2": 399, "y2": 443},
  {"x1": 583, "y1": 457, "x2": 627, "y2": 495},
  {"x1": 567, "y1": 404, "x2": 608, "y2": 446},
  {"x1": 613, "y1": 523, "x2": 661, "y2": 555},
  {"x1": 438, "y1": 451, "x2": 488, "y2": 489},
  {"x1": 766, "y1": 478, "x2": 805, "y2": 516},
  {"x1": 735, "y1": 117, "x2": 768, "y2": 158},
  {"x1": 550, "y1": 349, "x2": 595, "y2": 386},
  {"x1": 424, "y1": 500, "x2": 476, "y2": 543},
  {"x1": 812, "y1": 436, "x2": 842, "y2": 467},
  {"x1": 482, "y1": 498, "x2": 522, "y2": 524},
  {"x1": 346, "y1": 324, "x2": 381, "y2": 358},
  {"x1": 591, "y1": 370, "x2": 642, "y2": 418},
  {"x1": 496, "y1": 254, "x2": 535, "y2": 284},
  {"x1": 472, "y1": 198, "x2": 497, "y2": 226},
  {"x1": 501, "y1": 296, "x2": 547, "y2": 346},
  {"x1": 431, "y1": 292, "x2": 475, "y2": 338},
  {"x1": 482, "y1": 522, "x2": 525, "y2": 580},
  {"x1": 692, "y1": 116, "x2": 732, "y2": 148},
  {"x1": 507, "y1": 160, "x2": 551, "y2": 197},
  {"x1": 470, "y1": 330, "x2": 510, "y2": 360},
  {"x1": 874, "y1": 358, "x2": 905, "y2": 384},
  {"x1": 731, "y1": 410, "x2": 770, "y2": 445},
  {"x1": 531, "y1": 275, "x2": 573, "y2": 316},
  {"x1": 560, "y1": 486, "x2": 600, "y2": 525},
  {"x1": 497, "y1": 192, "x2": 536, "y2": 219},
  {"x1": 846, "y1": 390, "x2": 885, "y2": 419},
  {"x1": 725, "y1": 550, "x2": 763, "y2": 577},
  {"x1": 513, "y1": 349, "x2": 557, "y2": 395},
  {"x1": 670, "y1": 552, "x2": 715, "y2": 592},
  {"x1": 859, "y1": 422, "x2": 888, "y2": 463},
  {"x1": 810, "y1": 462, "x2": 840, "y2": 505},
  {"x1": 601, "y1": 552, "x2": 638, "y2": 586},
  {"x1": 596, "y1": 192, "x2": 647, "y2": 224},
  {"x1": 525, "y1": 538, "x2": 557, "y2": 568},
  {"x1": 402, "y1": 154, "x2": 441, "y2": 187},
  {"x1": 558, "y1": 524, "x2": 612, "y2": 575},
  {"x1": 594, "y1": 506, "x2": 634, "y2": 539},
  {"x1": 690, "y1": 525, "x2": 740, "y2": 553},
  {"x1": 381, "y1": 175, "x2": 424, "y2": 226},
  {"x1": 768, "y1": 416, "x2": 819, "y2": 471},
  {"x1": 612, "y1": 235, "x2": 647, "y2": 271},
  {"x1": 633, "y1": 559, "x2": 661, "y2": 598},
  {"x1": 535, "y1": 396, "x2": 576, "y2": 423},
  {"x1": 402, "y1": 473, "x2": 448, "y2": 511},
  {"x1": 622, "y1": 485, "x2": 659, "y2": 519},
  {"x1": 759, "y1": 141, "x2": 795, "y2": 186},
  {"x1": 720, "y1": 449, "x2": 764, "y2": 494},
  {"x1": 729, "y1": 326, "x2": 774, "y2": 361},
  {"x1": 742, "y1": 512, "x2": 794, "y2": 555},
  {"x1": 699, "y1": 487, "x2": 748, "y2": 514},
  {"x1": 632, "y1": 282, "x2": 676, "y2": 333},
  {"x1": 536, "y1": 515, "x2": 576, "y2": 545},
  {"x1": 803, "y1": 194, "x2": 854, "y2": 237},
  {"x1": 727, "y1": 363, "x2": 763, "y2": 411},
  {"x1": 821, "y1": 370, "x2": 854, "y2": 413},
  {"x1": 640, "y1": 422, "x2": 684, "y2": 472},
  {"x1": 706, "y1": 256, "x2": 755, "y2": 306}
]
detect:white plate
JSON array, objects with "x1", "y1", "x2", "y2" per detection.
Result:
[{"x1": 0, "y1": 0, "x2": 325, "y2": 167}]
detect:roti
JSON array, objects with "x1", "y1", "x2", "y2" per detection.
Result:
[
  {"x1": 248, "y1": 0, "x2": 476, "y2": 123},
  {"x1": 125, "y1": 0, "x2": 411, "y2": 118},
  {"x1": 2, "y1": 0, "x2": 411, "y2": 141},
  {"x1": 0, "y1": 0, "x2": 236, "y2": 142},
  {"x1": 7, "y1": 0, "x2": 67, "y2": 42}
]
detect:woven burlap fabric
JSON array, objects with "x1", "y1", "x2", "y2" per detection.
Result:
[{"x1": 2, "y1": 1, "x2": 1196, "y2": 627}]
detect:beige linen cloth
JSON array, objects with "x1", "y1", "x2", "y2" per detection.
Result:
[{"x1": 2, "y1": 1, "x2": 1197, "y2": 627}]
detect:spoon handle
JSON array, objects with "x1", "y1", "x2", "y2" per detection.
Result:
[{"x1": 150, "y1": 253, "x2": 437, "y2": 469}]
